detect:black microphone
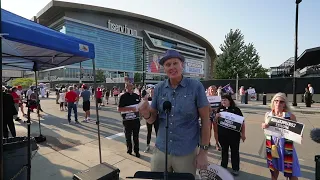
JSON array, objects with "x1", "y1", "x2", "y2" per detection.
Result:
[
  {"x1": 141, "y1": 89, "x2": 147, "y2": 97},
  {"x1": 310, "y1": 128, "x2": 320, "y2": 143},
  {"x1": 163, "y1": 101, "x2": 172, "y2": 113}
]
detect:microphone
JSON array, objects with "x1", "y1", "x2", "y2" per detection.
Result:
[
  {"x1": 141, "y1": 90, "x2": 147, "y2": 97},
  {"x1": 310, "y1": 128, "x2": 320, "y2": 143},
  {"x1": 163, "y1": 101, "x2": 172, "y2": 113}
]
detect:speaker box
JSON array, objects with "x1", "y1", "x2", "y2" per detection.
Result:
[{"x1": 73, "y1": 162, "x2": 120, "y2": 180}]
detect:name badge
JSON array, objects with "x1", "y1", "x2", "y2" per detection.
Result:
[{"x1": 121, "y1": 112, "x2": 140, "y2": 121}]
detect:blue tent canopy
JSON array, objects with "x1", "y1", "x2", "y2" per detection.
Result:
[{"x1": 1, "y1": 8, "x2": 95, "y2": 71}]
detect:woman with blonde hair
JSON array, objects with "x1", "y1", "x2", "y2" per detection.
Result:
[
  {"x1": 261, "y1": 93, "x2": 301, "y2": 180},
  {"x1": 206, "y1": 85, "x2": 221, "y2": 151}
]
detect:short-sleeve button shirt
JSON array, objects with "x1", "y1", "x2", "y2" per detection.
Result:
[{"x1": 151, "y1": 77, "x2": 209, "y2": 156}]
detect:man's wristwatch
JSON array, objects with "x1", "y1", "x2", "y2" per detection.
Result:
[{"x1": 199, "y1": 145, "x2": 210, "y2": 150}]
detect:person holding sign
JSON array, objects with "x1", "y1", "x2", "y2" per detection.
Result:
[
  {"x1": 261, "y1": 93, "x2": 301, "y2": 180},
  {"x1": 206, "y1": 85, "x2": 221, "y2": 151},
  {"x1": 215, "y1": 94, "x2": 245, "y2": 176},
  {"x1": 138, "y1": 49, "x2": 211, "y2": 177},
  {"x1": 118, "y1": 82, "x2": 141, "y2": 158}
]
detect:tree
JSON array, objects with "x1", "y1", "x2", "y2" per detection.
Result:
[
  {"x1": 95, "y1": 69, "x2": 105, "y2": 82},
  {"x1": 134, "y1": 73, "x2": 142, "y2": 82},
  {"x1": 215, "y1": 29, "x2": 246, "y2": 79},
  {"x1": 11, "y1": 78, "x2": 34, "y2": 88},
  {"x1": 242, "y1": 43, "x2": 269, "y2": 78},
  {"x1": 214, "y1": 29, "x2": 269, "y2": 79}
]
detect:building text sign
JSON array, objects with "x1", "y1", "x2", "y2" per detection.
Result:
[{"x1": 107, "y1": 20, "x2": 138, "y2": 36}]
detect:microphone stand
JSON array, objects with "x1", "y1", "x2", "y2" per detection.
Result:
[{"x1": 164, "y1": 109, "x2": 169, "y2": 180}]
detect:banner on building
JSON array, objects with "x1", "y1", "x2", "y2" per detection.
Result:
[
  {"x1": 184, "y1": 59, "x2": 204, "y2": 75},
  {"x1": 218, "y1": 112, "x2": 244, "y2": 132},
  {"x1": 264, "y1": 116, "x2": 304, "y2": 144}
]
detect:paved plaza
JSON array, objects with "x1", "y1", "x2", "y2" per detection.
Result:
[{"x1": 11, "y1": 95, "x2": 319, "y2": 180}]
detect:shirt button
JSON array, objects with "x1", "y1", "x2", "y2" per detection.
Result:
[
  {"x1": 171, "y1": 115, "x2": 173, "y2": 117},
  {"x1": 170, "y1": 140, "x2": 172, "y2": 142},
  {"x1": 170, "y1": 123, "x2": 172, "y2": 125},
  {"x1": 172, "y1": 106, "x2": 174, "y2": 108},
  {"x1": 173, "y1": 98, "x2": 174, "y2": 100},
  {"x1": 170, "y1": 132, "x2": 172, "y2": 134}
]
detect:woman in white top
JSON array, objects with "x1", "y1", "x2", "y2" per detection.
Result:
[{"x1": 59, "y1": 88, "x2": 66, "y2": 111}]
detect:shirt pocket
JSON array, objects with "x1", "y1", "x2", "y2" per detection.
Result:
[{"x1": 178, "y1": 93, "x2": 196, "y2": 117}]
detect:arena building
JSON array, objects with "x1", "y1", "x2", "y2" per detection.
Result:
[{"x1": 28, "y1": 0, "x2": 217, "y2": 84}]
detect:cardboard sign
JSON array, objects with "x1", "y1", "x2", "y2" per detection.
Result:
[
  {"x1": 264, "y1": 116, "x2": 304, "y2": 144},
  {"x1": 218, "y1": 112, "x2": 244, "y2": 132},
  {"x1": 121, "y1": 112, "x2": 140, "y2": 121},
  {"x1": 207, "y1": 96, "x2": 221, "y2": 109},
  {"x1": 199, "y1": 163, "x2": 234, "y2": 180}
]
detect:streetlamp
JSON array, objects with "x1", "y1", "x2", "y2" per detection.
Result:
[{"x1": 292, "y1": 0, "x2": 302, "y2": 106}]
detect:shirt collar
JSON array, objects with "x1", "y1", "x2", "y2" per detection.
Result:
[{"x1": 164, "y1": 76, "x2": 187, "y2": 88}]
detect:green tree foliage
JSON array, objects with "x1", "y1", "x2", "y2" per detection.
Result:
[
  {"x1": 11, "y1": 78, "x2": 34, "y2": 88},
  {"x1": 95, "y1": 69, "x2": 106, "y2": 82},
  {"x1": 134, "y1": 73, "x2": 142, "y2": 82},
  {"x1": 214, "y1": 29, "x2": 269, "y2": 79}
]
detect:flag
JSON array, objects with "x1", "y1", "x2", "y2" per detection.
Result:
[{"x1": 222, "y1": 84, "x2": 234, "y2": 95}]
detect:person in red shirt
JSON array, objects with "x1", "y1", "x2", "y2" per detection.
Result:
[
  {"x1": 11, "y1": 87, "x2": 22, "y2": 121},
  {"x1": 96, "y1": 87, "x2": 103, "y2": 107},
  {"x1": 65, "y1": 86, "x2": 79, "y2": 124}
]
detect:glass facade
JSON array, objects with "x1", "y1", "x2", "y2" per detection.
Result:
[{"x1": 59, "y1": 20, "x2": 144, "y2": 72}]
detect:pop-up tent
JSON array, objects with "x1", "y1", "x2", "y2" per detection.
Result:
[{"x1": 1, "y1": 9, "x2": 102, "y2": 180}]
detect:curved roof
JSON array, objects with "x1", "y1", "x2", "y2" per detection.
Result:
[{"x1": 36, "y1": 0, "x2": 217, "y2": 61}]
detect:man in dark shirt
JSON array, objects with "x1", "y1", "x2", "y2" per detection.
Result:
[{"x1": 117, "y1": 82, "x2": 141, "y2": 157}]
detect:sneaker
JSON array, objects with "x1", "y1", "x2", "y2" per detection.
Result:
[
  {"x1": 75, "y1": 121, "x2": 80, "y2": 124},
  {"x1": 135, "y1": 152, "x2": 141, "y2": 158},
  {"x1": 144, "y1": 145, "x2": 150, "y2": 153},
  {"x1": 127, "y1": 151, "x2": 132, "y2": 155},
  {"x1": 82, "y1": 119, "x2": 88, "y2": 123},
  {"x1": 68, "y1": 121, "x2": 71, "y2": 125},
  {"x1": 232, "y1": 170, "x2": 239, "y2": 176}
]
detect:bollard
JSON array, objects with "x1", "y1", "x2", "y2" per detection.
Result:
[
  {"x1": 315, "y1": 155, "x2": 320, "y2": 180},
  {"x1": 263, "y1": 94, "x2": 267, "y2": 105}
]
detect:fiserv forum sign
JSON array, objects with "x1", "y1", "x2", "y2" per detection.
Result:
[{"x1": 107, "y1": 20, "x2": 138, "y2": 36}]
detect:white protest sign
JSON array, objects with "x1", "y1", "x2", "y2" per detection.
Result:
[
  {"x1": 264, "y1": 116, "x2": 304, "y2": 144},
  {"x1": 247, "y1": 88, "x2": 256, "y2": 95},
  {"x1": 207, "y1": 96, "x2": 221, "y2": 109},
  {"x1": 199, "y1": 163, "x2": 234, "y2": 180},
  {"x1": 218, "y1": 112, "x2": 245, "y2": 132}
]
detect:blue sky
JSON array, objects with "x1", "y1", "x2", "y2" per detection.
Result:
[{"x1": 3, "y1": 0, "x2": 319, "y2": 68}]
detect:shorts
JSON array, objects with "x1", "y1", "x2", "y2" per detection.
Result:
[
  {"x1": 83, "y1": 101, "x2": 90, "y2": 111},
  {"x1": 97, "y1": 98, "x2": 102, "y2": 103}
]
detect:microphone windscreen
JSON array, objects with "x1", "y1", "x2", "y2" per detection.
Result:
[
  {"x1": 163, "y1": 101, "x2": 172, "y2": 112},
  {"x1": 310, "y1": 128, "x2": 320, "y2": 143}
]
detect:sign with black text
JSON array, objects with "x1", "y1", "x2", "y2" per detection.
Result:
[
  {"x1": 218, "y1": 112, "x2": 244, "y2": 132},
  {"x1": 121, "y1": 112, "x2": 140, "y2": 121},
  {"x1": 199, "y1": 163, "x2": 234, "y2": 180},
  {"x1": 207, "y1": 96, "x2": 221, "y2": 109},
  {"x1": 264, "y1": 116, "x2": 304, "y2": 144}
]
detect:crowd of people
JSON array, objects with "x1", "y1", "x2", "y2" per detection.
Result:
[{"x1": 2, "y1": 49, "x2": 302, "y2": 179}]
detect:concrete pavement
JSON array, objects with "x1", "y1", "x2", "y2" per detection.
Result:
[
  {"x1": 236, "y1": 100, "x2": 320, "y2": 114},
  {"x1": 10, "y1": 96, "x2": 319, "y2": 180}
]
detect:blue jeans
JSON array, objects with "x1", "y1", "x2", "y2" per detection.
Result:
[{"x1": 67, "y1": 102, "x2": 78, "y2": 122}]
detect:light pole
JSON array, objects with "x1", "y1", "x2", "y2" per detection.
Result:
[{"x1": 292, "y1": 0, "x2": 302, "y2": 106}]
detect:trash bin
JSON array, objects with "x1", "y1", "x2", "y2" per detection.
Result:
[
  {"x1": 263, "y1": 94, "x2": 267, "y2": 105},
  {"x1": 3, "y1": 137, "x2": 38, "y2": 180}
]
